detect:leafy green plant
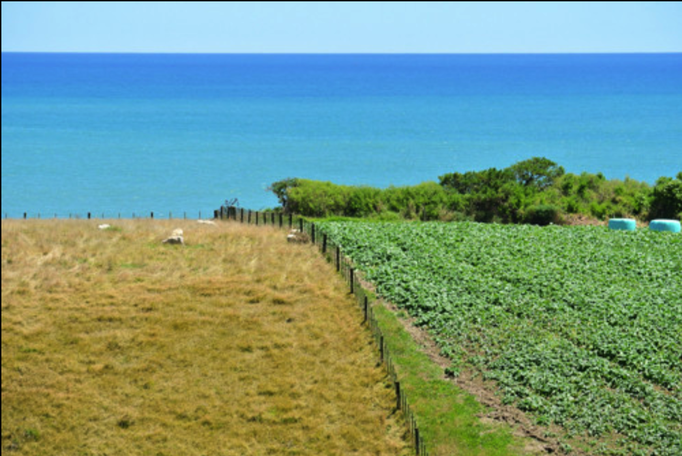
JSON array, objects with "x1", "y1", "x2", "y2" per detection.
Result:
[
  {"x1": 523, "y1": 204, "x2": 561, "y2": 226},
  {"x1": 319, "y1": 221, "x2": 682, "y2": 456}
]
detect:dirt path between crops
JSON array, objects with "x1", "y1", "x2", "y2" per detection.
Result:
[{"x1": 381, "y1": 300, "x2": 590, "y2": 456}]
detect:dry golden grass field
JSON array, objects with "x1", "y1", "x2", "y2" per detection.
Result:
[{"x1": 1, "y1": 219, "x2": 410, "y2": 455}]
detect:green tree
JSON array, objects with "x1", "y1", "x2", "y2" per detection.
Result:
[
  {"x1": 268, "y1": 178, "x2": 300, "y2": 211},
  {"x1": 439, "y1": 167, "x2": 514, "y2": 194},
  {"x1": 649, "y1": 175, "x2": 682, "y2": 220},
  {"x1": 510, "y1": 157, "x2": 565, "y2": 190}
]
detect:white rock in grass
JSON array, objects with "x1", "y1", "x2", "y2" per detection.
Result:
[
  {"x1": 287, "y1": 229, "x2": 309, "y2": 244},
  {"x1": 163, "y1": 235, "x2": 184, "y2": 245},
  {"x1": 163, "y1": 228, "x2": 185, "y2": 245},
  {"x1": 98, "y1": 224, "x2": 111, "y2": 230},
  {"x1": 197, "y1": 220, "x2": 216, "y2": 226}
]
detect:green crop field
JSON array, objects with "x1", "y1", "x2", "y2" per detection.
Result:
[{"x1": 318, "y1": 221, "x2": 681, "y2": 456}]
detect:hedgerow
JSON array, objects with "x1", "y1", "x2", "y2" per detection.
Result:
[{"x1": 270, "y1": 158, "x2": 682, "y2": 223}]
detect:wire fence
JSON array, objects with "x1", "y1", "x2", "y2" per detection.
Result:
[
  {"x1": 8, "y1": 204, "x2": 433, "y2": 453},
  {"x1": 6, "y1": 211, "x2": 209, "y2": 220},
  {"x1": 219, "y1": 206, "x2": 431, "y2": 456}
]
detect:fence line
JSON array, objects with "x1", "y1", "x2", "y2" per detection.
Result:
[
  {"x1": 219, "y1": 206, "x2": 430, "y2": 456},
  {"x1": 8, "y1": 211, "x2": 206, "y2": 220}
]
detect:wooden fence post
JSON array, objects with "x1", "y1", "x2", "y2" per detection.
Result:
[
  {"x1": 350, "y1": 267, "x2": 354, "y2": 294},
  {"x1": 415, "y1": 428, "x2": 421, "y2": 455},
  {"x1": 321, "y1": 226, "x2": 428, "y2": 455}
]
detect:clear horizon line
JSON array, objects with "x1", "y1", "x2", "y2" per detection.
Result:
[{"x1": 3, "y1": 50, "x2": 681, "y2": 55}]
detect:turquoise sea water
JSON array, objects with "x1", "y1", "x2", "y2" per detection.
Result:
[{"x1": 2, "y1": 53, "x2": 681, "y2": 218}]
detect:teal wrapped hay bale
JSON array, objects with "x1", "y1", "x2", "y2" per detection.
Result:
[
  {"x1": 608, "y1": 218, "x2": 637, "y2": 231},
  {"x1": 649, "y1": 219, "x2": 681, "y2": 233}
]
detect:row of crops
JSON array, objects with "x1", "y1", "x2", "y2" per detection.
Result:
[{"x1": 318, "y1": 221, "x2": 681, "y2": 455}]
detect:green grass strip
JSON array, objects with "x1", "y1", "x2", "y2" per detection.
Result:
[{"x1": 369, "y1": 298, "x2": 531, "y2": 456}]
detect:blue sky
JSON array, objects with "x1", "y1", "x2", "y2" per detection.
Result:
[{"x1": 2, "y1": 1, "x2": 682, "y2": 53}]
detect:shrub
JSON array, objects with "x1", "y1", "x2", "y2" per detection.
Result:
[
  {"x1": 523, "y1": 204, "x2": 562, "y2": 226},
  {"x1": 287, "y1": 180, "x2": 349, "y2": 217},
  {"x1": 269, "y1": 158, "x2": 662, "y2": 224},
  {"x1": 649, "y1": 175, "x2": 682, "y2": 220},
  {"x1": 347, "y1": 186, "x2": 382, "y2": 217}
]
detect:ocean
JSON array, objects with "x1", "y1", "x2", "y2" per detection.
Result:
[{"x1": 2, "y1": 53, "x2": 681, "y2": 219}]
